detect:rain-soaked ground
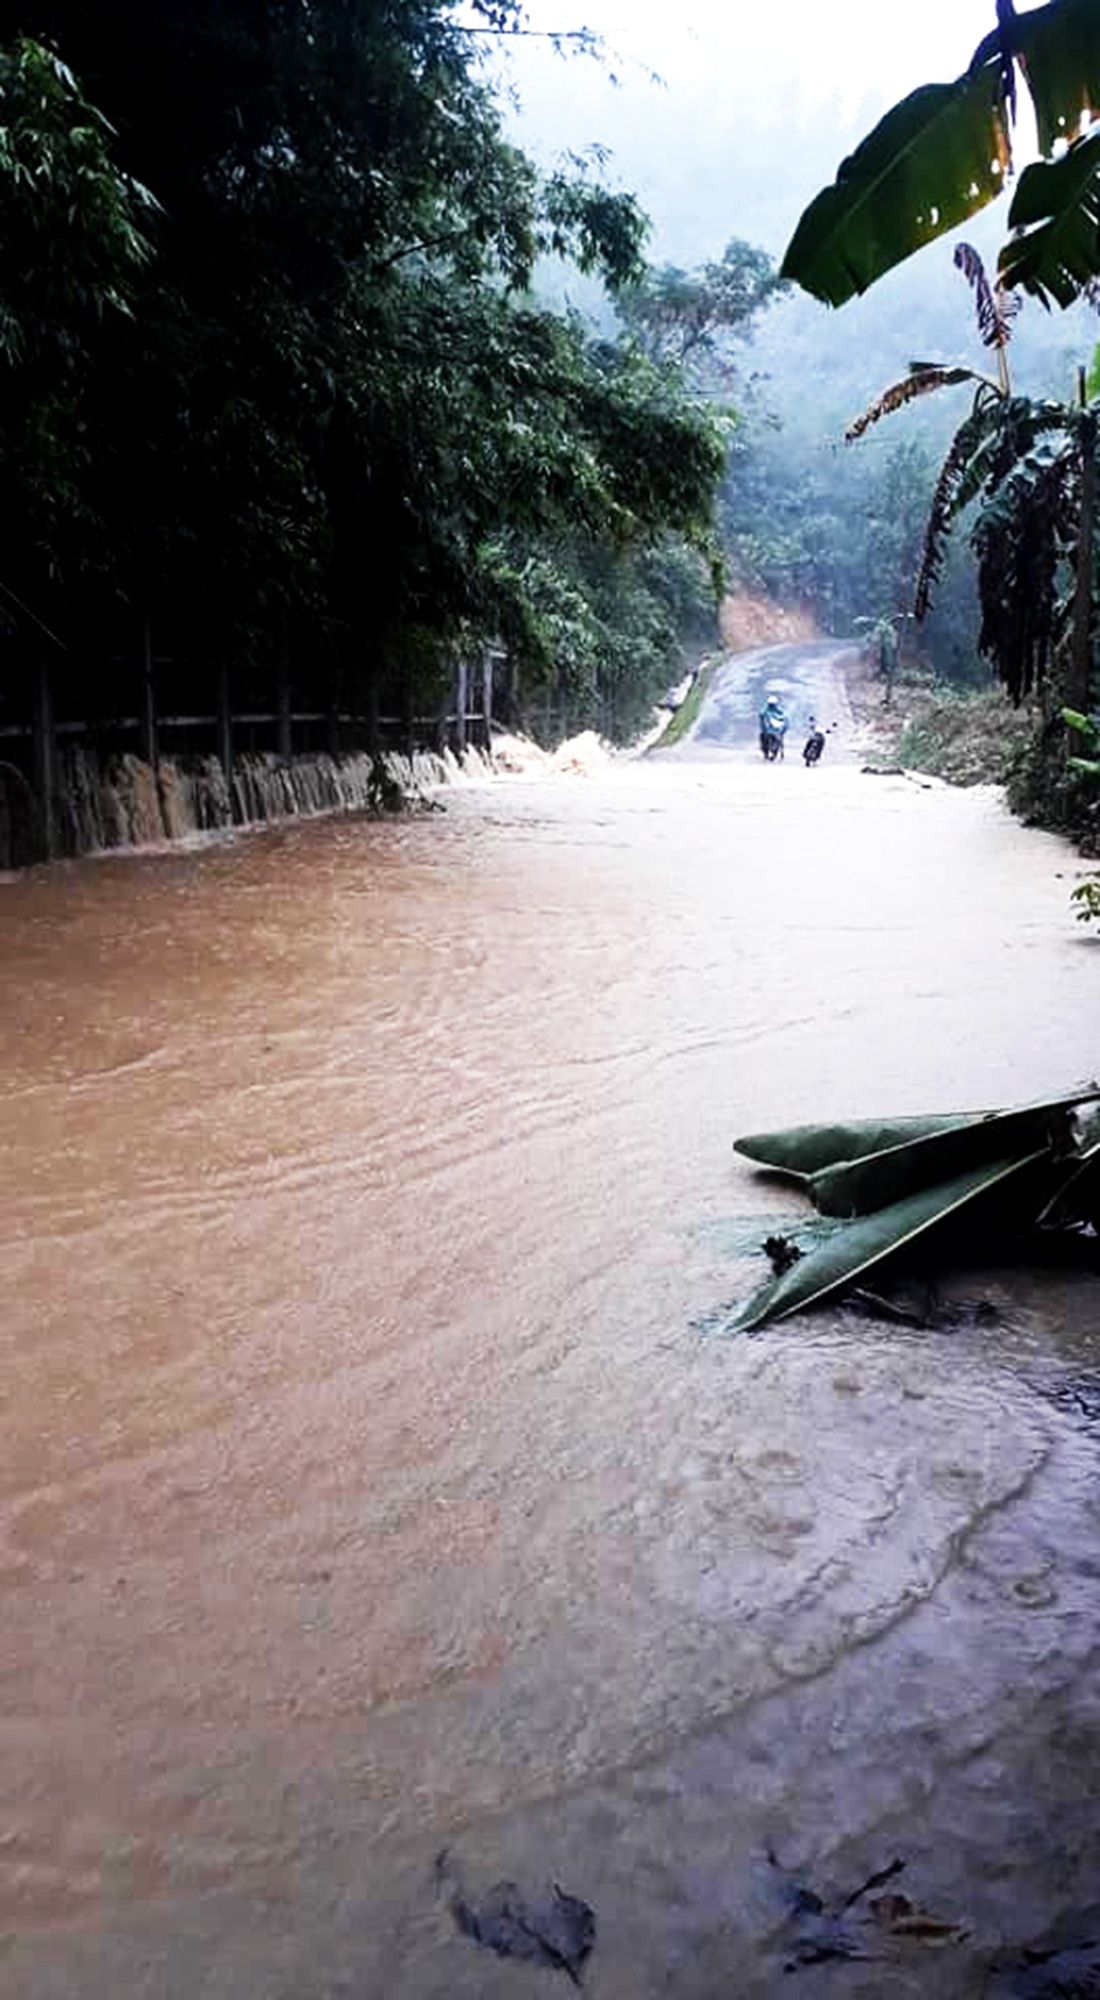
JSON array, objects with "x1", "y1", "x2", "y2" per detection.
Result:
[{"x1": 2, "y1": 644, "x2": 1100, "y2": 1997}]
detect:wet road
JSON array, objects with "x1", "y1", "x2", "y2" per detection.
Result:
[
  {"x1": 654, "y1": 638, "x2": 858, "y2": 761},
  {"x1": 2, "y1": 674, "x2": 1100, "y2": 1996}
]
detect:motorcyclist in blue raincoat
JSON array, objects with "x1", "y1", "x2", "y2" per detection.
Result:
[{"x1": 759, "y1": 693, "x2": 788, "y2": 759}]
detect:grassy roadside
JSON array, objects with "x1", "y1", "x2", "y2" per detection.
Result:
[
  {"x1": 649, "y1": 657, "x2": 716, "y2": 751},
  {"x1": 844, "y1": 654, "x2": 1039, "y2": 786}
]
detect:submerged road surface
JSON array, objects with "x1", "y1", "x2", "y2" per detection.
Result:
[{"x1": 2, "y1": 673, "x2": 1100, "y2": 1996}]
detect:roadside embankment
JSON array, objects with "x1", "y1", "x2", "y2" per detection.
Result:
[{"x1": 843, "y1": 651, "x2": 1040, "y2": 787}]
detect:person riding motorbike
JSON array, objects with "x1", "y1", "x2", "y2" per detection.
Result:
[{"x1": 759, "y1": 694, "x2": 788, "y2": 759}]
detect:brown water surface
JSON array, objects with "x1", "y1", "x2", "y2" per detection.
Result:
[{"x1": 2, "y1": 743, "x2": 1100, "y2": 1996}]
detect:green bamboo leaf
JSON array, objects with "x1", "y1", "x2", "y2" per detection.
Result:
[
  {"x1": 1013, "y1": 0, "x2": 1100, "y2": 159},
  {"x1": 999, "y1": 130, "x2": 1100, "y2": 307},
  {"x1": 733, "y1": 1151, "x2": 1049, "y2": 1332},
  {"x1": 780, "y1": 67, "x2": 1009, "y2": 308},
  {"x1": 733, "y1": 1112, "x2": 982, "y2": 1178},
  {"x1": 809, "y1": 1088, "x2": 1100, "y2": 1217}
]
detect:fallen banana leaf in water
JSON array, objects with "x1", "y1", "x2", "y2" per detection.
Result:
[
  {"x1": 733, "y1": 1151, "x2": 1049, "y2": 1332},
  {"x1": 733, "y1": 1112, "x2": 981, "y2": 1178},
  {"x1": 734, "y1": 1087, "x2": 1100, "y2": 1196},
  {"x1": 436, "y1": 1850, "x2": 596, "y2": 1987},
  {"x1": 808, "y1": 1093, "x2": 1096, "y2": 1218}
]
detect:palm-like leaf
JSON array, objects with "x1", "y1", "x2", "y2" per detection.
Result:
[
  {"x1": 952, "y1": 397, "x2": 1072, "y2": 513},
  {"x1": 781, "y1": 65, "x2": 1010, "y2": 308},
  {"x1": 916, "y1": 394, "x2": 1076, "y2": 618},
  {"x1": 972, "y1": 447, "x2": 1077, "y2": 700},
  {"x1": 845, "y1": 364, "x2": 993, "y2": 443},
  {"x1": 999, "y1": 129, "x2": 1100, "y2": 306},
  {"x1": 915, "y1": 394, "x2": 1004, "y2": 615}
]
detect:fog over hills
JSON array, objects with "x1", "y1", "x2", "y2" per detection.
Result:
[{"x1": 491, "y1": 3, "x2": 1097, "y2": 444}]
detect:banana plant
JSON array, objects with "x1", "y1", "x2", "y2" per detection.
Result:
[
  {"x1": 782, "y1": 0, "x2": 1100, "y2": 312},
  {"x1": 846, "y1": 243, "x2": 1094, "y2": 703}
]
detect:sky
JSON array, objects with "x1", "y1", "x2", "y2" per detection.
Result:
[{"x1": 492, "y1": 0, "x2": 1022, "y2": 260}]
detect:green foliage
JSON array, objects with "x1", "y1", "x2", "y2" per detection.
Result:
[
  {"x1": 893, "y1": 687, "x2": 1035, "y2": 786},
  {"x1": 1001, "y1": 131, "x2": 1100, "y2": 307},
  {"x1": 1063, "y1": 704, "x2": 1100, "y2": 769},
  {"x1": 617, "y1": 238, "x2": 786, "y2": 372},
  {"x1": 1071, "y1": 875, "x2": 1100, "y2": 921},
  {"x1": 1051, "y1": 710, "x2": 1100, "y2": 919},
  {"x1": 781, "y1": 64, "x2": 1009, "y2": 307},
  {"x1": 0, "y1": 38, "x2": 155, "y2": 608},
  {"x1": 844, "y1": 244, "x2": 1095, "y2": 704},
  {"x1": 782, "y1": 0, "x2": 1100, "y2": 312},
  {"x1": 1, "y1": 1, "x2": 728, "y2": 740}
]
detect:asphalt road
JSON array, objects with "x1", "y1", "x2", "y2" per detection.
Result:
[{"x1": 655, "y1": 637, "x2": 862, "y2": 762}]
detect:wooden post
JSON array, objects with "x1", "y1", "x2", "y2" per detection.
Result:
[
  {"x1": 31, "y1": 654, "x2": 57, "y2": 859},
  {"x1": 453, "y1": 656, "x2": 468, "y2": 756},
  {"x1": 216, "y1": 658, "x2": 233, "y2": 788},
  {"x1": 481, "y1": 649, "x2": 493, "y2": 751},
  {"x1": 138, "y1": 614, "x2": 158, "y2": 768},
  {"x1": 276, "y1": 652, "x2": 292, "y2": 761}
]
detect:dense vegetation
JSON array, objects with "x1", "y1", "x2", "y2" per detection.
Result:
[
  {"x1": 779, "y1": 0, "x2": 1100, "y2": 836},
  {"x1": 0, "y1": 1, "x2": 738, "y2": 757}
]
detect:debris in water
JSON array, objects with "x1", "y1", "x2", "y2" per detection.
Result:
[
  {"x1": 838, "y1": 1856, "x2": 906, "y2": 1911},
  {"x1": 765, "y1": 1851, "x2": 966, "y2": 1973},
  {"x1": 866, "y1": 1891, "x2": 969, "y2": 1945},
  {"x1": 766, "y1": 1850, "x2": 898, "y2": 1973},
  {"x1": 986, "y1": 1938, "x2": 1100, "y2": 1995},
  {"x1": 436, "y1": 1849, "x2": 596, "y2": 1986},
  {"x1": 764, "y1": 1234, "x2": 804, "y2": 1276}
]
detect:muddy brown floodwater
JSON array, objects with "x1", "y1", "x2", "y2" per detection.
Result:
[{"x1": 2, "y1": 726, "x2": 1100, "y2": 1998}]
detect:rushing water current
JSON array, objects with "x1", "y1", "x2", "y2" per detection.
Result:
[{"x1": 3, "y1": 728, "x2": 1100, "y2": 1996}]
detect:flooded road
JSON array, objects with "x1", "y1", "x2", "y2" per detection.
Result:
[{"x1": 3, "y1": 669, "x2": 1100, "y2": 1996}]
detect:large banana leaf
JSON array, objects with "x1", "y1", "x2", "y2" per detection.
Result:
[
  {"x1": 1014, "y1": 0, "x2": 1100, "y2": 157},
  {"x1": 733, "y1": 1112, "x2": 983, "y2": 1179},
  {"x1": 733, "y1": 1087, "x2": 1099, "y2": 1181},
  {"x1": 780, "y1": 65, "x2": 1009, "y2": 307},
  {"x1": 807, "y1": 1091, "x2": 1098, "y2": 1218},
  {"x1": 999, "y1": 130, "x2": 1100, "y2": 305},
  {"x1": 733, "y1": 1151, "x2": 1049, "y2": 1333}
]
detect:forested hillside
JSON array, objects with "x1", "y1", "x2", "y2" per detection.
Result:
[{"x1": 0, "y1": 1, "x2": 749, "y2": 776}]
